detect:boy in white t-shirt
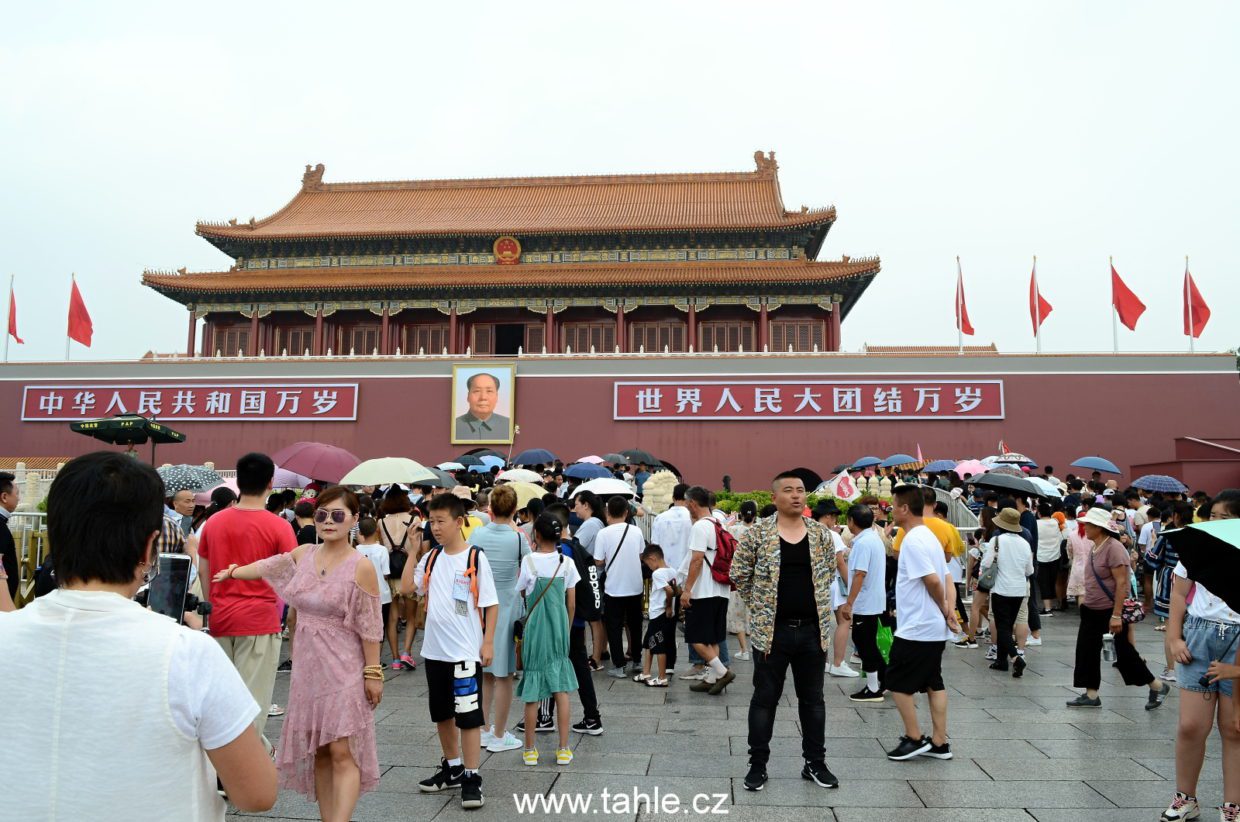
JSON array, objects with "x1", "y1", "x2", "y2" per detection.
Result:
[
  {"x1": 409, "y1": 495, "x2": 499, "y2": 810},
  {"x1": 355, "y1": 518, "x2": 393, "y2": 652},
  {"x1": 639, "y1": 544, "x2": 680, "y2": 687}
]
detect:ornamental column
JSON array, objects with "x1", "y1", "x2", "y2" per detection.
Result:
[
  {"x1": 687, "y1": 302, "x2": 697, "y2": 351},
  {"x1": 448, "y1": 305, "x2": 458, "y2": 355},
  {"x1": 545, "y1": 307, "x2": 556, "y2": 353},
  {"x1": 313, "y1": 307, "x2": 324, "y2": 356},
  {"x1": 615, "y1": 305, "x2": 627, "y2": 352},
  {"x1": 202, "y1": 320, "x2": 214, "y2": 357},
  {"x1": 828, "y1": 298, "x2": 842, "y2": 351},
  {"x1": 758, "y1": 301, "x2": 769, "y2": 351},
  {"x1": 380, "y1": 306, "x2": 390, "y2": 355},
  {"x1": 186, "y1": 309, "x2": 197, "y2": 358},
  {"x1": 248, "y1": 311, "x2": 259, "y2": 356}
]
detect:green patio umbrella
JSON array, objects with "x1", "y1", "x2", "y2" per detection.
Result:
[{"x1": 70, "y1": 414, "x2": 186, "y2": 463}]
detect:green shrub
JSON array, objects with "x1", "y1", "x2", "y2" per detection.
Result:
[{"x1": 714, "y1": 490, "x2": 857, "y2": 518}]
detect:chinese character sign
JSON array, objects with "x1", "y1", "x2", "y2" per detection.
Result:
[
  {"x1": 22, "y1": 384, "x2": 359, "y2": 421},
  {"x1": 614, "y1": 381, "x2": 1003, "y2": 420}
]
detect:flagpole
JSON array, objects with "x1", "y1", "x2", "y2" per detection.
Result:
[
  {"x1": 1186, "y1": 255, "x2": 1195, "y2": 355},
  {"x1": 4, "y1": 274, "x2": 12, "y2": 364},
  {"x1": 66, "y1": 273, "x2": 73, "y2": 362},
  {"x1": 956, "y1": 256, "x2": 963, "y2": 355},
  {"x1": 1109, "y1": 257, "x2": 1118, "y2": 354},
  {"x1": 1033, "y1": 255, "x2": 1042, "y2": 354}
]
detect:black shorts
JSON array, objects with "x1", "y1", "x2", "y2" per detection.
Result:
[
  {"x1": 424, "y1": 659, "x2": 484, "y2": 728},
  {"x1": 884, "y1": 637, "x2": 946, "y2": 694},
  {"x1": 685, "y1": 596, "x2": 728, "y2": 645},
  {"x1": 644, "y1": 614, "x2": 677, "y2": 654}
]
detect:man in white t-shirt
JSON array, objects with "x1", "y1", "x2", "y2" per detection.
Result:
[
  {"x1": 680, "y1": 486, "x2": 735, "y2": 695},
  {"x1": 593, "y1": 495, "x2": 646, "y2": 678},
  {"x1": 884, "y1": 485, "x2": 959, "y2": 763},
  {"x1": 651, "y1": 484, "x2": 693, "y2": 580}
]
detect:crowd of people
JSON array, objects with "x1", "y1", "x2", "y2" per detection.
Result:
[{"x1": 1, "y1": 450, "x2": 1237, "y2": 821}]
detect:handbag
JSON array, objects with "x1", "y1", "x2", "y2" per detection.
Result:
[
  {"x1": 380, "y1": 517, "x2": 414, "y2": 579},
  {"x1": 514, "y1": 553, "x2": 563, "y2": 671},
  {"x1": 1089, "y1": 544, "x2": 1145, "y2": 624},
  {"x1": 976, "y1": 539, "x2": 1000, "y2": 593}
]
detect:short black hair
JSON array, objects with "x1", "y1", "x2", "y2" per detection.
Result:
[
  {"x1": 933, "y1": 501, "x2": 950, "y2": 517},
  {"x1": 533, "y1": 512, "x2": 563, "y2": 543},
  {"x1": 428, "y1": 493, "x2": 466, "y2": 520},
  {"x1": 685, "y1": 485, "x2": 711, "y2": 509},
  {"x1": 996, "y1": 496, "x2": 1017, "y2": 511},
  {"x1": 771, "y1": 470, "x2": 804, "y2": 488},
  {"x1": 0, "y1": 471, "x2": 16, "y2": 497},
  {"x1": 236, "y1": 452, "x2": 275, "y2": 496},
  {"x1": 466, "y1": 372, "x2": 501, "y2": 391},
  {"x1": 50, "y1": 452, "x2": 164, "y2": 586},
  {"x1": 294, "y1": 500, "x2": 315, "y2": 518},
  {"x1": 641, "y1": 543, "x2": 664, "y2": 560},
  {"x1": 280, "y1": 489, "x2": 297, "y2": 504},
  {"x1": 358, "y1": 516, "x2": 378, "y2": 538},
  {"x1": 672, "y1": 483, "x2": 688, "y2": 502},
  {"x1": 266, "y1": 492, "x2": 284, "y2": 513},
  {"x1": 921, "y1": 486, "x2": 937, "y2": 506},
  {"x1": 848, "y1": 504, "x2": 874, "y2": 529},
  {"x1": 891, "y1": 484, "x2": 925, "y2": 515},
  {"x1": 605, "y1": 495, "x2": 629, "y2": 520},
  {"x1": 544, "y1": 502, "x2": 570, "y2": 529}
]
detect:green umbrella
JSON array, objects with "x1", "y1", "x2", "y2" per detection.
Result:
[{"x1": 70, "y1": 414, "x2": 186, "y2": 463}]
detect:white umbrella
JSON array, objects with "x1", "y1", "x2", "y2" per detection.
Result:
[
  {"x1": 577, "y1": 455, "x2": 606, "y2": 465},
  {"x1": 1028, "y1": 477, "x2": 1062, "y2": 498},
  {"x1": 340, "y1": 458, "x2": 438, "y2": 486},
  {"x1": 497, "y1": 468, "x2": 542, "y2": 483},
  {"x1": 437, "y1": 461, "x2": 466, "y2": 471},
  {"x1": 570, "y1": 477, "x2": 636, "y2": 499}
]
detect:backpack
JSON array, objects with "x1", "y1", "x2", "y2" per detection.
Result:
[
  {"x1": 706, "y1": 520, "x2": 738, "y2": 590},
  {"x1": 566, "y1": 536, "x2": 602, "y2": 622},
  {"x1": 380, "y1": 516, "x2": 414, "y2": 579},
  {"x1": 422, "y1": 545, "x2": 484, "y2": 625}
]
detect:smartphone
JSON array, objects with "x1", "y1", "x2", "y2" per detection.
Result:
[{"x1": 148, "y1": 554, "x2": 191, "y2": 623}]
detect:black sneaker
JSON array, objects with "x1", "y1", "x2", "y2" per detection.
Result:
[
  {"x1": 1065, "y1": 694, "x2": 1102, "y2": 708},
  {"x1": 887, "y1": 735, "x2": 932, "y2": 761},
  {"x1": 953, "y1": 639, "x2": 978, "y2": 649},
  {"x1": 988, "y1": 661, "x2": 1009, "y2": 672},
  {"x1": 536, "y1": 716, "x2": 556, "y2": 733},
  {"x1": 920, "y1": 737, "x2": 953, "y2": 760},
  {"x1": 801, "y1": 760, "x2": 839, "y2": 788},
  {"x1": 418, "y1": 759, "x2": 465, "y2": 792},
  {"x1": 849, "y1": 686, "x2": 886, "y2": 703},
  {"x1": 743, "y1": 763, "x2": 767, "y2": 792},
  {"x1": 460, "y1": 772, "x2": 484, "y2": 809},
  {"x1": 277, "y1": 659, "x2": 292, "y2": 673},
  {"x1": 571, "y1": 717, "x2": 604, "y2": 736},
  {"x1": 1012, "y1": 655, "x2": 1027, "y2": 679},
  {"x1": 1146, "y1": 683, "x2": 1170, "y2": 711}
]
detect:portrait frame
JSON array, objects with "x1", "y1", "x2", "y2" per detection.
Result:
[{"x1": 450, "y1": 363, "x2": 516, "y2": 445}]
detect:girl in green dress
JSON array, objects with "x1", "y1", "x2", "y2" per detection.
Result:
[{"x1": 515, "y1": 514, "x2": 580, "y2": 766}]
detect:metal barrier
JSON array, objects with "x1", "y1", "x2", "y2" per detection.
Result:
[{"x1": 10, "y1": 512, "x2": 48, "y2": 607}]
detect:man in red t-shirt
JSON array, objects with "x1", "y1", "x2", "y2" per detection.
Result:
[{"x1": 199, "y1": 453, "x2": 297, "y2": 749}]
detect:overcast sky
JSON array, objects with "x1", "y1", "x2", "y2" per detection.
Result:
[{"x1": 2, "y1": 1, "x2": 1235, "y2": 361}]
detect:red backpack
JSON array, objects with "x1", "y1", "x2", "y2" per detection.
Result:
[{"x1": 706, "y1": 520, "x2": 738, "y2": 590}]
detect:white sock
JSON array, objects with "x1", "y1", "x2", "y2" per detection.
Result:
[
  {"x1": 867, "y1": 672, "x2": 880, "y2": 691},
  {"x1": 708, "y1": 657, "x2": 728, "y2": 677},
  {"x1": 447, "y1": 757, "x2": 463, "y2": 768},
  {"x1": 704, "y1": 670, "x2": 719, "y2": 684},
  {"x1": 464, "y1": 768, "x2": 478, "y2": 777}
]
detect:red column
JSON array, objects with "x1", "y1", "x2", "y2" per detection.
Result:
[
  {"x1": 828, "y1": 304, "x2": 842, "y2": 351},
  {"x1": 615, "y1": 306, "x2": 627, "y2": 352},
  {"x1": 758, "y1": 303, "x2": 769, "y2": 352},
  {"x1": 545, "y1": 307, "x2": 556, "y2": 353},
  {"x1": 380, "y1": 307, "x2": 390, "y2": 355},
  {"x1": 687, "y1": 303, "x2": 697, "y2": 351},
  {"x1": 313, "y1": 308, "x2": 324, "y2": 355},
  {"x1": 186, "y1": 310, "x2": 196, "y2": 358},
  {"x1": 202, "y1": 321, "x2": 214, "y2": 357},
  {"x1": 248, "y1": 313, "x2": 259, "y2": 356},
  {"x1": 448, "y1": 307, "x2": 458, "y2": 355}
]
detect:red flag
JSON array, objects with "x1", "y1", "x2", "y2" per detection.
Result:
[
  {"x1": 1183, "y1": 267, "x2": 1211, "y2": 338},
  {"x1": 1028, "y1": 261, "x2": 1052, "y2": 334},
  {"x1": 68, "y1": 279, "x2": 93, "y2": 347},
  {"x1": 1110, "y1": 264, "x2": 1146, "y2": 331},
  {"x1": 7, "y1": 285, "x2": 23, "y2": 345},
  {"x1": 955, "y1": 259, "x2": 975, "y2": 336}
]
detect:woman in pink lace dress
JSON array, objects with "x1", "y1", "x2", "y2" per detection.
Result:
[{"x1": 215, "y1": 485, "x2": 383, "y2": 822}]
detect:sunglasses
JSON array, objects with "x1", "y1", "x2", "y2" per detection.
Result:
[{"x1": 314, "y1": 509, "x2": 350, "y2": 524}]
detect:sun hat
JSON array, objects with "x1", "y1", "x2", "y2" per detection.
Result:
[
  {"x1": 450, "y1": 486, "x2": 477, "y2": 508},
  {"x1": 1080, "y1": 506, "x2": 1122, "y2": 533},
  {"x1": 994, "y1": 508, "x2": 1024, "y2": 533}
]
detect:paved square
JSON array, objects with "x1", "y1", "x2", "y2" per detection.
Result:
[{"x1": 233, "y1": 609, "x2": 1196, "y2": 821}]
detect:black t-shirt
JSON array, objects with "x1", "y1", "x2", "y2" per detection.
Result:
[
  {"x1": 295, "y1": 523, "x2": 316, "y2": 545},
  {"x1": 775, "y1": 535, "x2": 817, "y2": 622}
]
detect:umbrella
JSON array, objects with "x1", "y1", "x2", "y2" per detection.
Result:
[
  {"x1": 619, "y1": 448, "x2": 660, "y2": 466},
  {"x1": 497, "y1": 468, "x2": 542, "y2": 483},
  {"x1": 970, "y1": 471, "x2": 1041, "y2": 498},
  {"x1": 512, "y1": 448, "x2": 558, "y2": 465},
  {"x1": 456, "y1": 455, "x2": 485, "y2": 467},
  {"x1": 577, "y1": 455, "x2": 606, "y2": 465},
  {"x1": 461, "y1": 447, "x2": 505, "y2": 459},
  {"x1": 785, "y1": 467, "x2": 824, "y2": 490},
  {"x1": 273, "y1": 467, "x2": 312, "y2": 488},
  {"x1": 270, "y1": 442, "x2": 361, "y2": 484},
  {"x1": 994, "y1": 452, "x2": 1038, "y2": 467},
  {"x1": 880, "y1": 453, "x2": 919, "y2": 469},
  {"x1": 924, "y1": 459, "x2": 958, "y2": 473},
  {"x1": 656, "y1": 459, "x2": 683, "y2": 478},
  {"x1": 565, "y1": 463, "x2": 612, "y2": 480},
  {"x1": 1070, "y1": 456, "x2": 1122, "y2": 475},
  {"x1": 467, "y1": 464, "x2": 494, "y2": 474},
  {"x1": 1133, "y1": 474, "x2": 1189, "y2": 494},
  {"x1": 426, "y1": 468, "x2": 457, "y2": 488},
  {"x1": 851, "y1": 456, "x2": 883, "y2": 469},
  {"x1": 988, "y1": 464, "x2": 1027, "y2": 478},
  {"x1": 504, "y1": 481, "x2": 548, "y2": 511},
  {"x1": 954, "y1": 459, "x2": 989, "y2": 479},
  {"x1": 437, "y1": 461, "x2": 466, "y2": 471},
  {"x1": 1165, "y1": 521, "x2": 1240, "y2": 612},
  {"x1": 1028, "y1": 477, "x2": 1063, "y2": 498},
  {"x1": 601, "y1": 453, "x2": 627, "y2": 464},
  {"x1": 194, "y1": 477, "x2": 238, "y2": 506},
  {"x1": 340, "y1": 458, "x2": 438, "y2": 487},
  {"x1": 830, "y1": 463, "x2": 850, "y2": 474},
  {"x1": 571, "y1": 477, "x2": 636, "y2": 499},
  {"x1": 157, "y1": 464, "x2": 223, "y2": 494},
  {"x1": 70, "y1": 414, "x2": 186, "y2": 463}
]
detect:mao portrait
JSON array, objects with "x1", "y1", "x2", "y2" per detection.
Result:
[{"x1": 451, "y1": 365, "x2": 515, "y2": 444}]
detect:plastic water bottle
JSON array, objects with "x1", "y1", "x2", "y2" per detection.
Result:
[{"x1": 1102, "y1": 633, "x2": 1117, "y2": 662}]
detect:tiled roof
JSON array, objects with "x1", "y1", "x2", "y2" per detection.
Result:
[
  {"x1": 195, "y1": 153, "x2": 836, "y2": 242},
  {"x1": 143, "y1": 258, "x2": 880, "y2": 297},
  {"x1": 0, "y1": 458, "x2": 68, "y2": 471}
]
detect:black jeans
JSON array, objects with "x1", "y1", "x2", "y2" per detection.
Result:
[
  {"x1": 990, "y1": 593, "x2": 1023, "y2": 666},
  {"x1": 747, "y1": 620, "x2": 826, "y2": 766},
  {"x1": 604, "y1": 594, "x2": 644, "y2": 667},
  {"x1": 1074, "y1": 605, "x2": 1155, "y2": 690},
  {"x1": 550, "y1": 624, "x2": 600, "y2": 723},
  {"x1": 1026, "y1": 574, "x2": 1041, "y2": 632},
  {"x1": 850, "y1": 613, "x2": 886, "y2": 688}
]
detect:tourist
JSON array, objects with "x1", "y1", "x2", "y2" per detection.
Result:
[
  {"x1": 932, "y1": 500, "x2": 970, "y2": 638},
  {"x1": 885, "y1": 485, "x2": 958, "y2": 762},
  {"x1": 1162, "y1": 489, "x2": 1240, "y2": 822},
  {"x1": 727, "y1": 500, "x2": 759, "y2": 661},
  {"x1": 1035, "y1": 502, "x2": 1063, "y2": 614},
  {"x1": 516, "y1": 514, "x2": 580, "y2": 767},
  {"x1": 378, "y1": 488, "x2": 420, "y2": 670},
  {"x1": 0, "y1": 471, "x2": 18, "y2": 600},
  {"x1": 1147, "y1": 506, "x2": 1185, "y2": 682},
  {"x1": 980, "y1": 508, "x2": 1034, "y2": 677},
  {"x1": 731, "y1": 471, "x2": 836, "y2": 791},
  {"x1": 0, "y1": 452, "x2": 277, "y2": 819},
  {"x1": 193, "y1": 485, "x2": 238, "y2": 532},
  {"x1": 408, "y1": 493, "x2": 498, "y2": 809},
  {"x1": 212, "y1": 485, "x2": 384, "y2": 821},
  {"x1": 683, "y1": 486, "x2": 736, "y2": 695},
  {"x1": 960, "y1": 507, "x2": 995, "y2": 649},
  {"x1": 818, "y1": 500, "x2": 856, "y2": 678},
  {"x1": 198, "y1": 452, "x2": 299, "y2": 753},
  {"x1": 571, "y1": 490, "x2": 609, "y2": 671},
  {"x1": 652, "y1": 483, "x2": 693, "y2": 583},
  {"x1": 1065, "y1": 501, "x2": 1091, "y2": 605},
  {"x1": 355, "y1": 515, "x2": 391, "y2": 646},
  {"x1": 843, "y1": 503, "x2": 888, "y2": 702},
  {"x1": 293, "y1": 500, "x2": 317, "y2": 544},
  {"x1": 1012, "y1": 496, "x2": 1043, "y2": 644},
  {"x1": 473, "y1": 484, "x2": 529, "y2": 754},
  {"x1": 639, "y1": 544, "x2": 679, "y2": 686},
  {"x1": 166, "y1": 488, "x2": 196, "y2": 537},
  {"x1": 1065, "y1": 507, "x2": 1170, "y2": 709},
  {"x1": 594, "y1": 495, "x2": 646, "y2": 678}
]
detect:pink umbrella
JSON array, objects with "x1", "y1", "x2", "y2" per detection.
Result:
[
  {"x1": 954, "y1": 459, "x2": 989, "y2": 479},
  {"x1": 274, "y1": 466, "x2": 312, "y2": 488},
  {"x1": 270, "y1": 442, "x2": 362, "y2": 484},
  {"x1": 577, "y1": 455, "x2": 606, "y2": 464},
  {"x1": 194, "y1": 477, "x2": 238, "y2": 506}
]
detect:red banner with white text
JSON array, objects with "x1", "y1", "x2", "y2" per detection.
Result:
[{"x1": 22, "y1": 383, "x2": 359, "y2": 422}]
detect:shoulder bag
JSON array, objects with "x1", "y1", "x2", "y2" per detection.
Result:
[
  {"x1": 1089, "y1": 542, "x2": 1145, "y2": 623},
  {"x1": 976, "y1": 538, "x2": 1000, "y2": 593}
]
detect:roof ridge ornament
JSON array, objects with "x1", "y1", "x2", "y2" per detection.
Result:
[
  {"x1": 753, "y1": 150, "x2": 778, "y2": 176},
  {"x1": 302, "y1": 163, "x2": 326, "y2": 191}
]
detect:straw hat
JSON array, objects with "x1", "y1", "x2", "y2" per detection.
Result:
[
  {"x1": 1080, "y1": 506, "x2": 1122, "y2": 534},
  {"x1": 994, "y1": 508, "x2": 1024, "y2": 533}
]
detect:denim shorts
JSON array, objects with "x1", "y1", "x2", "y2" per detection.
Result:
[{"x1": 1177, "y1": 616, "x2": 1240, "y2": 697}]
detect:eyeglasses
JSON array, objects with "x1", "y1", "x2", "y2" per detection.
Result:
[{"x1": 314, "y1": 509, "x2": 350, "y2": 524}]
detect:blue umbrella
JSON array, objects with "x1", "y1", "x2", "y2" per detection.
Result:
[
  {"x1": 1133, "y1": 474, "x2": 1189, "y2": 494},
  {"x1": 564, "y1": 463, "x2": 612, "y2": 480},
  {"x1": 512, "y1": 448, "x2": 558, "y2": 465},
  {"x1": 879, "y1": 453, "x2": 919, "y2": 468},
  {"x1": 1070, "y1": 456, "x2": 1121, "y2": 475},
  {"x1": 479, "y1": 455, "x2": 506, "y2": 469},
  {"x1": 851, "y1": 456, "x2": 883, "y2": 469},
  {"x1": 924, "y1": 459, "x2": 958, "y2": 473}
]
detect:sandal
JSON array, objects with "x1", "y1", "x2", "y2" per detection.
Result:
[
  {"x1": 633, "y1": 673, "x2": 650, "y2": 683},
  {"x1": 645, "y1": 677, "x2": 669, "y2": 687},
  {"x1": 1154, "y1": 625, "x2": 1166, "y2": 632}
]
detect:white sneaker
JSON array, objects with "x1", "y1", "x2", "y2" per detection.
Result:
[
  {"x1": 679, "y1": 667, "x2": 708, "y2": 680},
  {"x1": 734, "y1": 651, "x2": 751, "y2": 661},
  {"x1": 1160, "y1": 667, "x2": 1177, "y2": 682},
  {"x1": 480, "y1": 726, "x2": 496, "y2": 747},
  {"x1": 485, "y1": 732, "x2": 522, "y2": 753},
  {"x1": 1026, "y1": 637, "x2": 1043, "y2": 647},
  {"x1": 828, "y1": 663, "x2": 861, "y2": 678},
  {"x1": 849, "y1": 654, "x2": 862, "y2": 665}
]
